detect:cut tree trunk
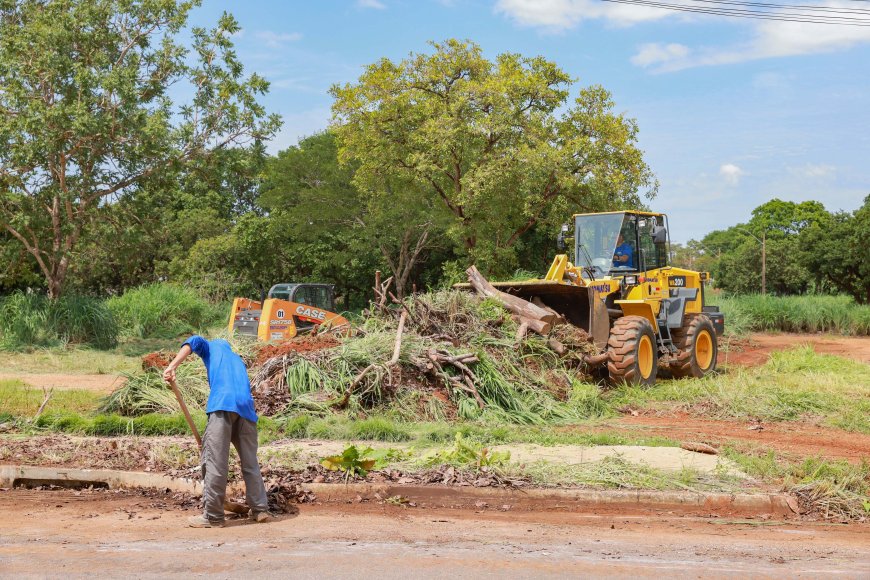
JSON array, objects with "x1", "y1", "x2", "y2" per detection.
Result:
[{"x1": 466, "y1": 266, "x2": 555, "y2": 335}]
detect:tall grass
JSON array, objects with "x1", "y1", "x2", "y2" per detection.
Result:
[
  {"x1": 0, "y1": 292, "x2": 118, "y2": 349},
  {"x1": 106, "y1": 283, "x2": 224, "y2": 340},
  {"x1": 713, "y1": 294, "x2": 870, "y2": 336}
]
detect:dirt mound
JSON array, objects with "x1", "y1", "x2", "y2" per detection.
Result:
[
  {"x1": 254, "y1": 335, "x2": 341, "y2": 366},
  {"x1": 141, "y1": 351, "x2": 173, "y2": 372}
]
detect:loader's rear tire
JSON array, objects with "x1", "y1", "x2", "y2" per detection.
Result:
[
  {"x1": 607, "y1": 316, "x2": 658, "y2": 386},
  {"x1": 670, "y1": 314, "x2": 718, "y2": 378}
]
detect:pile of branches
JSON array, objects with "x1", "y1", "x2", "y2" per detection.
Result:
[{"x1": 248, "y1": 270, "x2": 600, "y2": 423}]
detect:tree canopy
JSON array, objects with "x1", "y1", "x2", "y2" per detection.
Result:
[
  {"x1": 330, "y1": 39, "x2": 657, "y2": 275},
  {"x1": 0, "y1": 0, "x2": 279, "y2": 298}
]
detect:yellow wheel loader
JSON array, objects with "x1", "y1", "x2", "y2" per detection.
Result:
[
  {"x1": 477, "y1": 211, "x2": 723, "y2": 385},
  {"x1": 228, "y1": 283, "x2": 350, "y2": 341}
]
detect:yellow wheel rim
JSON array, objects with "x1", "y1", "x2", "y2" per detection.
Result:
[
  {"x1": 695, "y1": 330, "x2": 714, "y2": 370},
  {"x1": 638, "y1": 335, "x2": 654, "y2": 379}
]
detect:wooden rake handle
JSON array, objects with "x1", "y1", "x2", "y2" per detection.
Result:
[{"x1": 168, "y1": 377, "x2": 202, "y2": 448}]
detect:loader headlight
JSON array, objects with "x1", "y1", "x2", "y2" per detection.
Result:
[{"x1": 623, "y1": 275, "x2": 638, "y2": 286}]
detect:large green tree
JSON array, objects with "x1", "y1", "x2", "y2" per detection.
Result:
[
  {"x1": 699, "y1": 198, "x2": 830, "y2": 295},
  {"x1": 802, "y1": 195, "x2": 870, "y2": 304},
  {"x1": 0, "y1": 0, "x2": 280, "y2": 298},
  {"x1": 330, "y1": 39, "x2": 656, "y2": 275}
]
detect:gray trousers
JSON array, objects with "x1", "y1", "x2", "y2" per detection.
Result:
[{"x1": 201, "y1": 410, "x2": 269, "y2": 521}]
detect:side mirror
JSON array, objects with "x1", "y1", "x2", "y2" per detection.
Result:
[
  {"x1": 652, "y1": 225, "x2": 668, "y2": 244},
  {"x1": 556, "y1": 223, "x2": 570, "y2": 252}
]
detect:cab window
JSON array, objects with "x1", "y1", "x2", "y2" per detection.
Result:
[
  {"x1": 637, "y1": 216, "x2": 668, "y2": 271},
  {"x1": 293, "y1": 286, "x2": 332, "y2": 311}
]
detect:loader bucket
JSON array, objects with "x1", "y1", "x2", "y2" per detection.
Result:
[{"x1": 458, "y1": 280, "x2": 610, "y2": 350}]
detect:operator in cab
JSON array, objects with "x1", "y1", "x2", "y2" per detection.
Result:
[{"x1": 612, "y1": 233, "x2": 634, "y2": 269}]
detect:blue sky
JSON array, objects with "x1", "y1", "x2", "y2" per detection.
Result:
[{"x1": 189, "y1": 0, "x2": 869, "y2": 242}]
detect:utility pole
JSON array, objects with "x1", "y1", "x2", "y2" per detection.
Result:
[{"x1": 761, "y1": 231, "x2": 766, "y2": 296}]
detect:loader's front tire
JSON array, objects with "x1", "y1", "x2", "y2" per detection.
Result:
[
  {"x1": 670, "y1": 314, "x2": 718, "y2": 378},
  {"x1": 607, "y1": 316, "x2": 658, "y2": 386}
]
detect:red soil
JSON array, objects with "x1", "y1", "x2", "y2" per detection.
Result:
[
  {"x1": 721, "y1": 333, "x2": 870, "y2": 367},
  {"x1": 141, "y1": 351, "x2": 173, "y2": 372},
  {"x1": 254, "y1": 334, "x2": 341, "y2": 365}
]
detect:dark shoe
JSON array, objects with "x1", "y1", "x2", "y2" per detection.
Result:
[{"x1": 188, "y1": 515, "x2": 225, "y2": 528}]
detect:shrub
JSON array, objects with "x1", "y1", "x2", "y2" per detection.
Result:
[
  {"x1": 106, "y1": 283, "x2": 223, "y2": 340},
  {"x1": 0, "y1": 291, "x2": 118, "y2": 349}
]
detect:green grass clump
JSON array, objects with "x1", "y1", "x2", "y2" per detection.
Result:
[
  {"x1": 714, "y1": 294, "x2": 870, "y2": 336},
  {"x1": 33, "y1": 410, "x2": 206, "y2": 436},
  {"x1": 348, "y1": 417, "x2": 413, "y2": 442},
  {"x1": 0, "y1": 292, "x2": 118, "y2": 349},
  {"x1": 723, "y1": 447, "x2": 870, "y2": 521},
  {"x1": 106, "y1": 283, "x2": 223, "y2": 340}
]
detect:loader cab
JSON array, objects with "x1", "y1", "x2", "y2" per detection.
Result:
[
  {"x1": 573, "y1": 211, "x2": 670, "y2": 278},
  {"x1": 267, "y1": 283, "x2": 336, "y2": 313}
]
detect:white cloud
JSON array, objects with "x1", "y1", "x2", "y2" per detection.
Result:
[
  {"x1": 494, "y1": 0, "x2": 674, "y2": 31},
  {"x1": 719, "y1": 163, "x2": 744, "y2": 186},
  {"x1": 255, "y1": 31, "x2": 303, "y2": 49},
  {"x1": 631, "y1": 43, "x2": 689, "y2": 67},
  {"x1": 629, "y1": 2, "x2": 870, "y2": 72},
  {"x1": 792, "y1": 163, "x2": 837, "y2": 178},
  {"x1": 357, "y1": 0, "x2": 386, "y2": 9},
  {"x1": 497, "y1": 0, "x2": 870, "y2": 68}
]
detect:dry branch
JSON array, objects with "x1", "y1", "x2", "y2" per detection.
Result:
[{"x1": 33, "y1": 387, "x2": 54, "y2": 421}]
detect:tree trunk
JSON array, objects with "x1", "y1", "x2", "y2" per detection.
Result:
[{"x1": 466, "y1": 265, "x2": 556, "y2": 335}]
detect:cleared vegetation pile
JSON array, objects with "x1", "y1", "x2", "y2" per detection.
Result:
[{"x1": 103, "y1": 290, "x2": 598, "y2": 424}]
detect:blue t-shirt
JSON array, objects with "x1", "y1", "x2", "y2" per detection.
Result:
[
  {"x1": 183, "y1": 336, "x2": 258, "y2": 423},
  {"x1": 613, "y1": 243, "x2": 634, "y2": 268}
]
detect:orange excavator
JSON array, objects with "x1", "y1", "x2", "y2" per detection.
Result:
[{"x1": 228, "y1": 283, "x2": 349, "y2": 341}]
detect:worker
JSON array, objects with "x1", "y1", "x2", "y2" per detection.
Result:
[
  {"x1": 163, "y1": 336, "x2": 275, "y2": 528},
  {"x1": 612, "y1": 233, "x2": 634, "y2": 268}
]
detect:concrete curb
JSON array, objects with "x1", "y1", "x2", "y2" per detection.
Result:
[{"x1": 0, "y1": 464, "x2": 798, "y2": 516}]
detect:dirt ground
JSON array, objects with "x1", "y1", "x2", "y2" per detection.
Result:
[
  {"x1": 0, "y1": 488, "x2": 867, "y2": 578},
  {"x1": 0, "y1": 372, "x2": 121, "y2": 393},
  {"x1": 722, "y1": 333, "x2": 870, "y2": 367},
  {"x1": 592, "y1": 413, "x2": 870, "y2": 463}
]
